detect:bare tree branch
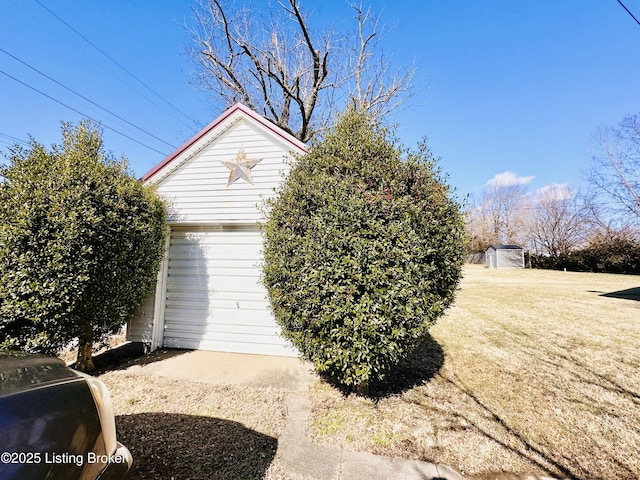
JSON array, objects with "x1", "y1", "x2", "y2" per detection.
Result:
[
  {"x1": 187, "y1": 0, "x2": 416, "y2": 142},
  {"x1": 527, "y1": 185, "x2": 590, "y2": 258},
  {"x1": 465, "y1": 183, "x2": 529, "y2": 252},
  {"x1": 346, "y1": 2, "x2": 416, "y2": 123},
  {"x1": 589, "y1": 114, "x2": 640, "y2": 221}
]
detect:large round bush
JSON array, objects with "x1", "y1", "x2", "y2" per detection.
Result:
[
  {"x1": 0, "y1": 120, "x2": 167, "y2": 371},
  {"x1": 262, "y1": 110, "x2": 465, "y2": 390}
]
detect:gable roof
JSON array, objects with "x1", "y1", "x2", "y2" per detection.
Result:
[{"x1": 142, "y1": 103, "x2": 307, "y2": 183}]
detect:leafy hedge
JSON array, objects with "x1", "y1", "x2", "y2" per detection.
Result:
[
  {"x1": 533, "y1": 237, "x2": 640, "y2": 274},
  {"x1": 261, "y1": 110, "x2": 465, "y2": 390},
  {"x1": 0, "y1": 121, "x2": 167, "y2": 369}
]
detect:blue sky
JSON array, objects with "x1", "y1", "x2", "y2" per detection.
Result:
[{"x1": 1, "y1": 1, "x2": 639, "y2": 198}]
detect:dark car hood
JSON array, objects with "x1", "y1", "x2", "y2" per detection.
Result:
[{"x1": 0, "y1": 352, "x2": 79, "y2": 396}]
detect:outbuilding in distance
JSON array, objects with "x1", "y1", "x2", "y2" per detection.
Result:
[{"x1": 485, "y1": 244, "x2": 525, "y2": 268}]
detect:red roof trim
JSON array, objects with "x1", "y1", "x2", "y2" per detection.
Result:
[{"x1": 141, "y1": 103, "x2": 308, "y2": 182}]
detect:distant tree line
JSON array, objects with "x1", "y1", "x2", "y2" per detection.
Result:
[{"x1": 465, "y1": 113, "x2": 640, "y2": 275}]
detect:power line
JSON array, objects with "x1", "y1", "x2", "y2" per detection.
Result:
[
  {"x1": 616, "y1": 0, "x2": 640, "y2": 26},
  {"x1": 0, "y1": 69, "x2": 169, "y2": 156},
  {"x1": 0, "y1": 48, "x2": 177, "y2": 150},
  {"x1": 0, "y1": 131, "x2": 29, "y2": 147},
  {"x1": 33, "y1": 0, "x2": 199, "y2": 127}
]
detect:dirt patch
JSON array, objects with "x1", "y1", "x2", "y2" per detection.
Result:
[
  {"x1": 58, "y1": 329, "x2": 129, "y2": 366},
  {"x1": 100, "y1": 368, "x2": 288, "y2": 479},
  {"x1": 116, "y1": 412, "x2": 277, "y2": 479}
]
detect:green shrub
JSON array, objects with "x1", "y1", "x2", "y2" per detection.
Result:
[
  {"x1": 532, "y1": 236, "x2": 640, "y2": 274},
  {"x1": 261, "y1": 109, "x2": 465, "y2": 390},
  {"x1": 0, "y1": 120, "x2": 167, "y2": 370},
  {"x1": 572, "y1": 237, "x2": 640, "y2": 274}
]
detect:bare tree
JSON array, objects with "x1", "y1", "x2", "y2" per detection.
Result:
[
  {"x1": 347, "y1": 3, "x2": 416, "y2": 123},
  {"x1": 582, "y1": 188, "x2": 638, "y2": 242},
  {"x1": 467, "y1": 182, "x2": 529, "y2": 250},
  {"x1": 589, "y1": 114, "x2": 640, "y2": 220},
  {"x1": 492, "y1": 183, "x2": 530, "y2": 245},
  {"x1": 188, "y1": 0, "x2": 414, "y2": 142},
  {"x1": 465, "y1": 201, "x2": 497, "y2": 253},
  {"x1": 527, "y1": 185, "x2": 590, "y2": 258}
]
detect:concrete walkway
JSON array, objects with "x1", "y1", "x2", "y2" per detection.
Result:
[
  {"x1": 124, "y1": 348, "x2": 318, "y2": 391},
  {"x1": 278, "y1": 393, "x2": 468, "y2": 480},
  {"x1": 118, "y1": 348, "x2": 560, "y2": 480}
]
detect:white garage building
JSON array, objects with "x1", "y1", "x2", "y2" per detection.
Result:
[{"x1": 127, "y1": 103, "x2": 306, "y2": 357}]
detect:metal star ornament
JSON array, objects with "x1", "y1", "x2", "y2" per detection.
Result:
[{"x1": 220, "y1": 147, "x2": 262, "y2": 187}]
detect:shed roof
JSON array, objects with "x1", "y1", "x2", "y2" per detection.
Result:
[{"x1": 488, "y1": 244, "x2": 523, "y2": 250}]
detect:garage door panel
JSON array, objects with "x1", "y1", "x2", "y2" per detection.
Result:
[
  {"x1": 166, "y1": 289, "x2": 209, "y2": 301},
  {"x1": 206, "y1": 279, "x2": 265, "y2": 294},
  {"x1": 165, "y1": 293, "x2": 268, "y2": 306},
  {"x1": 171, "y1": 231, "x2": 261, "y2": 245},
  {"x1": 164, "y1": 308, "x2": 274, "y2": 325},
  {"x1": 169, "y1": 259, "x2": 260, "y2": 270},
  {"x1": 163, "y1": 337, "x2": 294, "y2": 356},
  {"x1": 207, "y1": 298, "x2": 270, "y2": 310},
  {"x1": 167, "y1": 271, "x2": 261, "y2": 284},
  {"x1": 165, "y1": 295, "x2": 268, "y2": 308},
  {"x1": 167, "y1": 293, "x2": 269, "y2": 310},
  {"x1": 163, "y1": 329, "x2": 293, "y2": 355},
  {"x1": 165, "y1": 323, "x2": 280, "y2": 337},
  {"x1": 195, "y1": 267, "x2": 259, "y2": 280},
  {"x1": 162, "y1": 228, "x2": 295, "y2": 357},
  {"x1": 169, "y1": 244, "x2": 261, "y2": 260},
  {"x1": 165, "y1": 283, "x2": 268, "y2": 298},
  {"x1": 166, "y1": 275, "x2": 209, "y2": 284}
]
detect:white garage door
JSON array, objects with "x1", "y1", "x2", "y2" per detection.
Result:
[{"x1": 162, "y1": 228, "x2": 296, "y2": 356}]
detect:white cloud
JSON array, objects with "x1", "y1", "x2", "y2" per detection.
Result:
[
  {"x1": 486, "y1": 171, "x2": 535, "y2": 188},
  {"x1": 535, "y1": 183, "x2": 575, "y2": 200}
]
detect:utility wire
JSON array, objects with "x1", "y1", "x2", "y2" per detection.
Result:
[
  {"x1": 0, "y1": 131, "x2": 29, "y2": 146},
  {"x1": 33, "y1": 0, "x2": 198, "y2": 127},
  {"x1": 0, "y1": 48, "x2": 177, "y2": 150},
  {"x1": 0, "y1": 69, "x2": 169, "y2": 156},
  {"x1": 616, "y1": 0, "x2": 640, "y2": 26}
]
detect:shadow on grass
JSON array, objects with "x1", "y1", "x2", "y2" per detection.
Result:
[
  {"x1": 370, "y1": 334, "x2": 445, "y2": 398},
  {"x1": 450, "y1": 337, "x2": 640, "y2": 479},
  {"x1": 533, "y1": 348, "x2": 640, "y2": 406},
  {"x1": 88, "y1": 344, "x2": 190, "y2": 374},
  {"x1": 319, "y1": 334, "x2": 445, "y2": 399},
  {"x1": 438, "y1": 374, "x2": 583, "y2": 480},
  {"x1": 600, "y1": 286, "x2": 640, "y2": 302},
  {"x1": 116, "y1": 412, "x2": 277, "y2": 480}
]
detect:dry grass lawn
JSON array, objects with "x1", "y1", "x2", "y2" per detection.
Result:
[{"x1": 308, "y1": 266, "x2": 640, "y2": 479}]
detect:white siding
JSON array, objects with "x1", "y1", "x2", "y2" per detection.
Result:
[
  {"x1": 128, "y1": 105, "x2": 306, "y2": 356},
  {"x1": 162, "y1": 228, "x2": 296, "y2": 356},
  {"x1": 127, "y1": 293, "x2": 155, "y2": 343},
  {"x1": 155, "y1": 118, "x2": 293, "y2": 224},
  {"x1": 486, "y1": 246, "x2": 524, "y2": 268},
  {"x1": 497, "y1": 249, "x2": 525, "y2": 268}
]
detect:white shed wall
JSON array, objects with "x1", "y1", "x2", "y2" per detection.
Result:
[
  {"x1": 128, "y1": 109, "x2": 304, "y2": 356},
  {"x1": 155, "y1": 118, "x2": 292, "y2": 224},
  {"x1": 486, "y1": 247, "x2": 524, "y2": 268},
  {"x1": 127, "y1": 292, "x2": 155, "y2": 343},
  {"x1": 497, "y1": 249, "x2": 524, "y2": 268}
]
